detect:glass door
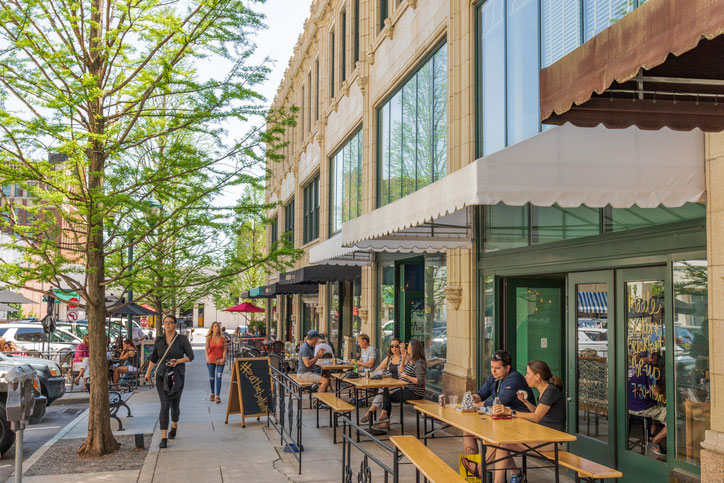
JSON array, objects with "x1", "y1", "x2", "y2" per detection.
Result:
[
  {"x1": 396, "y1": 257, "x2": 425, "y2": 343},
  {"x1": 504, "y1": 278, "x2": 565, "y2": 394},
  {"x1": 615, "y1": 267, "x2": 668, "y2": 482},
  {"x1": 567, "y1": 271, "x2": 615, "y2": 466}
]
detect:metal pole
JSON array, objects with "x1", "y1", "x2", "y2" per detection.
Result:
[
  {"x1": 127, "y1": 242, "x2": 133, "y2": 341},
  {"x1": 14, "y1": 422, "x2": 24, "y2": 483}
]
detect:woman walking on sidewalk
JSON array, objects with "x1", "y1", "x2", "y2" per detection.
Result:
[
  {"x1": 145, "y1": 314, "x2": 194, "y2": 449},
  {"x1": 205, "y1": 321, "x2": 227, "y2": 404}
]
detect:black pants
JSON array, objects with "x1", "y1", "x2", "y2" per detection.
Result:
[
  {"x1": 382, "y1": 387, "x2": 419, "y2": 414},
  {"x1": 156, "y1": 380, "x2": 184, "y2": 431}
]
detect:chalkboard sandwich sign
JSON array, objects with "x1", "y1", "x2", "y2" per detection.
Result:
[{"x1": 225, "y1": 357, "x2": 273, "y2": 427}]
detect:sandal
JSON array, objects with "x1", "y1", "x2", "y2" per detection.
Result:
[
  {"x1": 360, "y1": 413, "x2": 371, "y2": 424},
  {"x1": 210, "y1": 394, "x2": 215, "y2": 401},
  {"x1": 216, "y1": 396, "x2": 221, "y2": 404}
]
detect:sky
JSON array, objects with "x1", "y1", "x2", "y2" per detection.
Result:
[{"x1": 212, "y1": 0, "x2": 314, "y2": 204}]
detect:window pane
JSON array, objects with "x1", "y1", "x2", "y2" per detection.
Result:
[
  {"x1": 389, "y1": 91, "x2": 403, "y2": 203},
  {"x1": 532, "y1": 205, "x2": 600, "y2": 244},
  {"x1": 625, "y1": 280, "x2": 666, "y2": 460},
  {"x1": 423, "y1": 255, "x2": 446, "y2": 390},
  {"x1": 673, "y1": 260, "x2": 709, "y2": 467},
  {"x1": 584, "y1": 0, "x2": 635, "y2": 41},
  {"x1": 541, "y1": 0, "x2": 581, "y2": 68},
  {"x1": 380, "y1": 103, "x2": 390, "y2": 206},
  {"x1": 576, "y1": 283, "x2": 609, "y2": 443},
  {"x1": 433, "y1": 45, "x2": 447, "y2": 181},
  {"x1": 402, "y1": 78, "x2": 417, "y2": 196},
  {"x1": 480, "y1": 0, "x2": 506, "y2": 155},
  {"x1": 378, "y1": 262, "x2": 395, "y2": 354},
  {"x1": 608, "y1": 203, "x2": 705, "y2": 232},
  {"x1": 483, "y1": 203, "x2": 529, "y2": 252},
  {"x1": 506, "y1": 0, "x2": 539, "y2": 145},
  {"x1": 481, "y1": 275, "x2": 496, "y2": 381}
]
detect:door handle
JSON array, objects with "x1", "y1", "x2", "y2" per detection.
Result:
[{"x1": 567, "y1": 397, "x2": 572, "y2": 402}]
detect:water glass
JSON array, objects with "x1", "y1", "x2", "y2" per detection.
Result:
[{"x1": 448, "y1": 395, "x2": 458, "y2": 408}]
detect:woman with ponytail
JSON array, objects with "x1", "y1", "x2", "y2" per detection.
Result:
[{"x1": 487, "y1": 360, "x2": 566, "y2": 483}]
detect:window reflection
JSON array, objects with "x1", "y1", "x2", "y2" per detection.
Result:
[
  {"x1": 673, "y1": 260, "x2": 709, "y2": 466},
  {"x1": 378, "y1": 262, "x2": 395, "y2": 355},
  {"x1": 421, "y1": 256, "x2": 447, "y2": 390},
  {"x1": 576, "y1": 283, "x2": 609, "y2": 443}
]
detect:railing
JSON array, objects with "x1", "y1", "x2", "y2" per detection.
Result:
[
  {"x1": 269, "y1": 366, "x2": 305, "y2": 474},
  {"x1": 340, "y1": 414, "x2": 406, "y2": 483}
]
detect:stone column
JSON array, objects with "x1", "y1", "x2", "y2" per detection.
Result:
[{"x1": 701, "y1": 131, "x2": 724, "y2": 480}]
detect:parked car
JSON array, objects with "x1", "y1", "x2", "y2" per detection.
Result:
[
  {"x1": 0, "y1": 363, "x2": 48, "y2": 453},
  {"x1": 578, "y1": 328, "x2": 608, "y2": 357},
  {"x1": 0, "y1": 323, "x2": 82, "y2": 353},
  {"x1": 0, "y1": 352, "x2": 65, "y2": 405}
]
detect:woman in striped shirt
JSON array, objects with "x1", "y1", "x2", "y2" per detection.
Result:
[{"x1": 372, "y1": 339, "x2": 427, "y2": 430}]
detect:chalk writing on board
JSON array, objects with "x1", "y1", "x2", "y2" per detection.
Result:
[{"x1": 239, "y1": 361, "x2": 269, "y2": 413}]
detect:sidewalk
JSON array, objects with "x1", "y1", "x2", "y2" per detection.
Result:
[{"x1": 14, "y1": 333, "x2": 574, "y2": 482}]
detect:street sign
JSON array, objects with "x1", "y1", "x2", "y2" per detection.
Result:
[
  {"x1": 67, "y1": 311, "x2": 78, "y2": 321},
  {"x1": 140, "y1": 317, "x2": 148, "y2": 327},
  {"x1": 68, "y1": 297, "x2": 79, "y2": 309}
]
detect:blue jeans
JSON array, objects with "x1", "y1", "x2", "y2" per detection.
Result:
[{"x1": 207, "y1": 362, "x2": 224, "y2": 396}]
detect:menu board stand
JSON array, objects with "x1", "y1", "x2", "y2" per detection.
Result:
[{"x1": 225, "y1": 357, "x2": 272, "y2": 427}]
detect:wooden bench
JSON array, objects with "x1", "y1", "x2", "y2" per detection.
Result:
[
  {"x1": 390, "y1": 435, "x2": 466, "y2": 483},
  {"x1": 109, "y1": 390, "x2": 133, "y2": 431},
  {"x1": 313, "y1": 393, "x2": 355, "y2": 443},
  {"x1": 288, "y1": 374, "x2": 315, "y2": 409},
  {"x1": 541, "y1": 451, "x2": 622, "y2": 483}
]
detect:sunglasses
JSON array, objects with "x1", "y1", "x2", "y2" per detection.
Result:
[{"x1": 390, "y1": 344, "x2": 400, "y2": 348}]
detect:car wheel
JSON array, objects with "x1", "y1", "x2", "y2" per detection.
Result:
[{"x1": 0, "y1": 408, "x2": 16, "y2": 455}]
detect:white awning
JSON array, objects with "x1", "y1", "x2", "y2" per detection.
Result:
[
  {"x1": 342, "y1": 124, "x2": 705, "y2": 246},
  {"x1": 308, "y1": 234, "x2": 373, "y2": 266}
]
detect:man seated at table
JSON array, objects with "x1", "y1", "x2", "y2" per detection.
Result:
[
  {"x1": 297, "y1": 330, "x2": 329, "y2": 393},
  {"x1": 355, "y1": 333, "x2": 378, "y2": 370},
  {"x1": 462, "y1": 350, "x2": 535, "y2": 480},
  {"x1": 314, "y1": 333, "x2": 335, "y2": 358}
]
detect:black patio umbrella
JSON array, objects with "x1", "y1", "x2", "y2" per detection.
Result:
[{"x1": 107, "y1": 302, "x2": 157, "y2": 316}]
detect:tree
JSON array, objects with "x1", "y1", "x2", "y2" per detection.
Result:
[{"x1": 0, "y1": 0, "x2": 295, "y2": 456}]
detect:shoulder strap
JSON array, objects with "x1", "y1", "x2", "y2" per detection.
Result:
[{"x1": 153, "y1": 333, "x2": 178, "y2": 375}]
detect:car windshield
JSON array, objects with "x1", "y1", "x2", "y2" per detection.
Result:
[{"x1": 50, "y1": 329, "x2": 78, "y2": 343}]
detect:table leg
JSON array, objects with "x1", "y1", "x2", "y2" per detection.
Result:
[
  {"x1": 554, "y1": 443, "x2": 560, "y2": 483},
  {"x1": 355, "y1": 386, "x2": 360, "y2": 442},
  {"x1": 400, "y1": 398, "x2": 405, "y2": 435},
  {"x1": 480, "y1": 441, "x2": 488, "y2": 483}
]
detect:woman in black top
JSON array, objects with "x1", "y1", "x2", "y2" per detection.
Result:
[
  {"x1": 145, "y1": 314, "x2": 194, "y2": 449},
  {"x1": 488, "y1": 360, "x2": 566, "y2": 483}
]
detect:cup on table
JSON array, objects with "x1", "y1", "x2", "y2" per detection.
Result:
[
  {"x1": 517, "y1": 389, "x2": 528, "y2": 400},
  {"x1": 448, "y1": 395, "x2": 458, "y2": 408},
  {"x1": 365, "y1": 369, "x2": 370, "y2": 379}
]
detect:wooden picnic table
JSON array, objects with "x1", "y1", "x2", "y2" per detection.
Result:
[
  {"x1": 315, "y1": 360, "x2": 354, "y2": 372},
  {"x1": 332, "y1": 373, "x2": 409, "y2": 441},
  {"x1": 414, "y1": 403, "x2": 576, "y2": 482}
]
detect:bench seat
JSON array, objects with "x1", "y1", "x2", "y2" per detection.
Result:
[
  {"x1": 390, "y1": 435, "x2": 466, "y2": 483},
  {"x1": 313, "y1": 393, "x2": 354, "y2": 413},
  {"x1": 541, "y1": 450, "x2": 622, "y2": 482}
]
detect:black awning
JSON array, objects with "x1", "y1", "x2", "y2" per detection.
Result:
[
  {"x1": 249, "y1": 282, "x2": 319, "y2": 298},
  {"x1": 279, "y1": 264, "x2": 361, "y2": 285}
]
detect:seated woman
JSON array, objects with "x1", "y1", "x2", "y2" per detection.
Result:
[
  {"x1": 112, "y1": 339, "x2": 139, "y2": 385},
  {"x1": 482, "y1": 360, "x2": 566, "y2": 483},
  {"x1": 74, "y1": 335, "x2": 89, "y2": 363},
  {"x1": 360, "y1": 338, "x2": 404, "y2": 423},
  {"x1": 372, "y1": 339, "x2": 427, "y2": 430}
]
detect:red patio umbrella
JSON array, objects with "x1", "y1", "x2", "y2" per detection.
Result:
[{"x1": 223, "y1": 302, "x2": 264, "y2": 313}]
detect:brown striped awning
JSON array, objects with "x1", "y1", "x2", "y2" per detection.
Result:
[{"x1": 540, "y1": 0, "x2": 724, "y2": 131}]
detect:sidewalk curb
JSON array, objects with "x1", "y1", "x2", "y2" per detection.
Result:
[
  {"x1": 5, "y1": 406, "x2": 89, "y2": 483},
  {"x1": 136, "y1": 419, "x2": 160, "y2": 483}
]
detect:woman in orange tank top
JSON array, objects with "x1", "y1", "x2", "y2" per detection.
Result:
[{"x1": 205, "y1": 322, "x2": 227, "y2": 403}]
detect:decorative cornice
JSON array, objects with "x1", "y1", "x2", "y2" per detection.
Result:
[
  {"x1": 358, "y1": 308, "x2": 369, "y2": 325},
  {"x1": 408, "y1": 0, "x2": 417, "y2": 7},
  {"x1": 383, "y1": 18, "x2": 394, "y2": 40},
  {"x1": 367, "y1": 50, "x2": 375, "y2": 66},
  {"x1": 358, "y1": 75, "x2": 368, "y2": 96},
  {"x1": 341, "y1": 80, "x2": 350, "y2": 97}
]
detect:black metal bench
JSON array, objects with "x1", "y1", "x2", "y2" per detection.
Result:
[{"x1": 109, "y1": 390, "x2": 133, "y2": 431}]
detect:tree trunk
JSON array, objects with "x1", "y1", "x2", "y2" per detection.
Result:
[
  {"x1": 78, "y1": 3, "x2": 118, "y2": 452},
  {"x1": 155, "y1": 286, "x2": 163, "y2": 337}
]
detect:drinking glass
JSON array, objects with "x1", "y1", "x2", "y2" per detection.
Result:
[{"x1": 448, "y1": 395, "x2": 458, "y2": 407}]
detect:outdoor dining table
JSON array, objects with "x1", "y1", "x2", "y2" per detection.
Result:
[
  {"x1": 414, "y1": 403, "x2": 576, "y2": 482},
  {"x1": 315, "y1": 360, "x2": 354, "y2": 372},
  {"x1": 332, "y1": 373, "x2": 409, "y2": 441}
]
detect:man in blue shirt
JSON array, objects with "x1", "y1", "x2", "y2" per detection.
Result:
[
  {"x1": 297, "y1": 330, "x2": 329, "y2": 393},
  {"x1": 461, "y1": 350, "x2": 535, "y2": 480},
  {"x1": 474, "y1": 350, "x2": 535, "y2": 412}
]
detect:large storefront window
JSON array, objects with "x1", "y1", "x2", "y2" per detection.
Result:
[
  {"x1": 409, "y1": 256, "x2": 447, "y2": 390},
  {"x1": 378, "y1": 43, "x2": 447, "y2": 206},
  {"x1": 541, "y1": 0, "x2": 581, "y2": 68},
  {"x1": 330, "y1": 129, "x2": 362, "y2": 234},
  {"x1": 378, "y1": 262, "x2": 395, "y2": 355},
  {"x1": 483, "y1": 203, "x2": 706, "y2": 252},
  {"x1": 329, "y1": 282, "x2": 340, "y2": 350},
  {"x1": 673, "y1": 260, "x2": 709, "y2": 467}
]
